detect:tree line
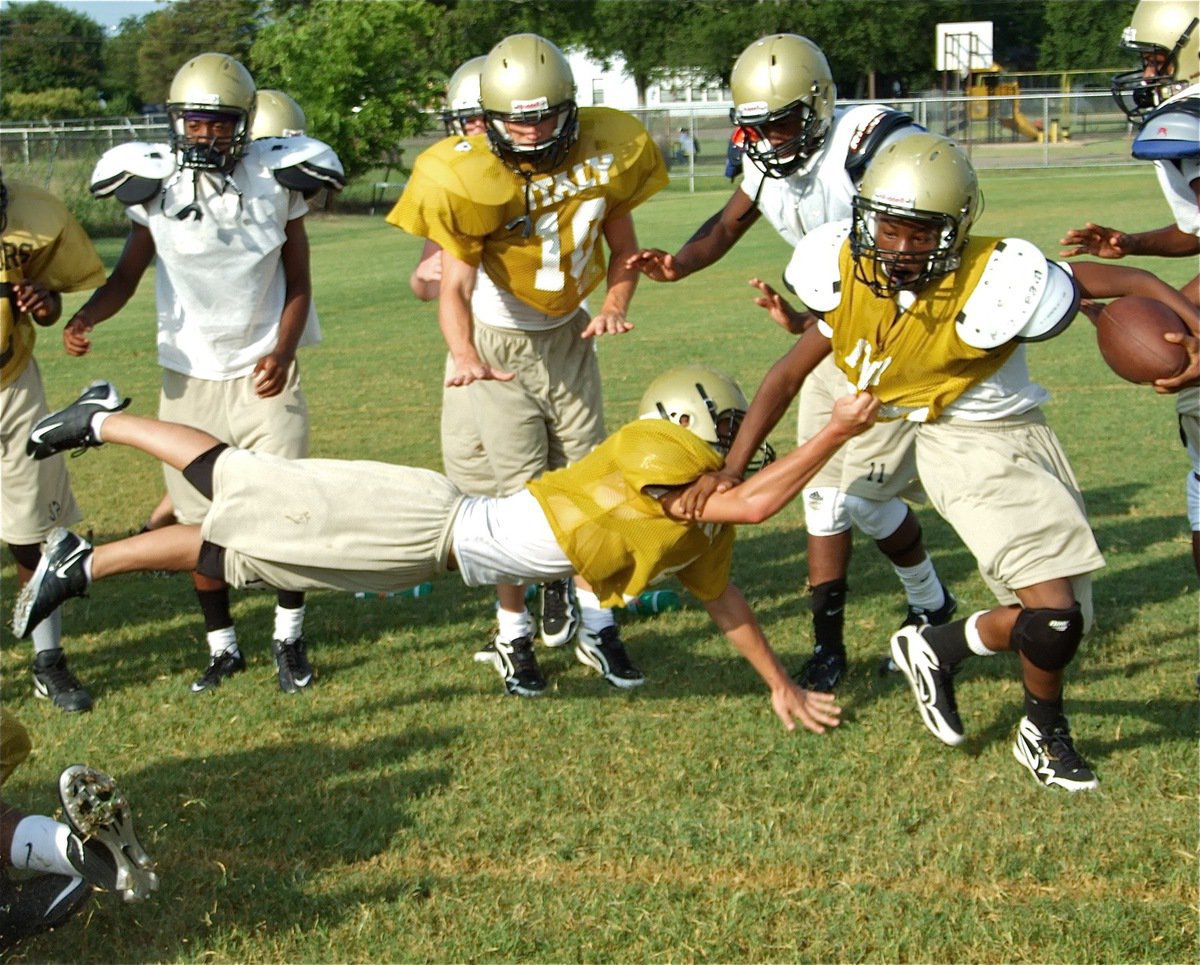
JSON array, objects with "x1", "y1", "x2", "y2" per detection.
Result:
[{"x1": 1, "y1": 0, "x2": 1137, "y2": 180}]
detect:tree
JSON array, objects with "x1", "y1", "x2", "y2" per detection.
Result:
[
  {"x1": 102, "y1": 15, "x2": 151, "y2": 115},
  {"x1": 251, "y1": 0, "x2": 442, "y2": 181},
  {"x1": 0, "y1": 0, "x2": 104, "y2": 95},
  {"x1": 1039, "y1": 0, "x2": 1137, "y2": 73},
  {"x1": 427, "y1": 0, "x2": 595, "y2": 71},
  {"x1": 136, "y1": 0, "x2": 262, "y2": 105},
  {"x1": 586, "y1": 0, "x2": 705, "y2": 106}
]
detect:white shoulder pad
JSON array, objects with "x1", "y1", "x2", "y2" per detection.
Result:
[
  {"x1": 956, "y1": 238, "x2": 1077, "y2": 348},
  {"x1": 251, "y1": 136, "x2": 344, "y2": 175},
  {"x1": 90, "y1": 142, "x2": 175, "y2": 199},
  {"x1": 783, "y1": 220, "x2": 851, "y2": 313},
  {"x1": 250, "y1": 136, "x2": 346, "y2": 193},
  {"x1": 1132, "y1": 97, "x2": 1200, "y2": 161}
]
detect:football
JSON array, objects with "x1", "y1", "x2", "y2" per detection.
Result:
[{"x1": 1093, "y1": 295, "x2": 1190, "y2": 385}]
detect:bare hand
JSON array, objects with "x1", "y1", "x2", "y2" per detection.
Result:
[
  {"x1": 581, "y1": 309, "x2": 634, "y2": 338},
  {"x1": 830, "y1": 391, "x2": 880, "y2": 438},
  {"x1": 252, "y1": 352, "x2": 293, "y2": 398},
  {"x1": 1059, "y1": 222, "x2": 1132, "y2": 259},
  {"x1": 1154, "y1": 331, "x2": 1200, "y2": 394},
  {"x1": 13, "y1": 282, "x2": 57, "y2": 323},
  {"x1": 771, "y1": 680, "x2": 842, "y2": 734},
  {"x1": 62, "y1": 315, "x2": 94, "y2": 356},
  {"x1": 444, "y1": 356, "x2": 515, "y2": 386},
  {"x1": 675, "y1": 470, "x2": 741, "y2": 519},
  {"x1": 624, "y1": 248, "x2": 685, "y2": 282},
  {"x1": 748, "y1": 277, "x2": 812, "y2": 334}
]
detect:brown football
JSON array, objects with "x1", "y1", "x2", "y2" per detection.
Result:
[{"x1": 1094, "y1": 295, "x2": 1189, "y2": 385}]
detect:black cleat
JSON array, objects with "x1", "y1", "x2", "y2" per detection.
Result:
[
  {"x1": 793, "y1": 646, "x2": 846, "y2": 693},
  {"x1": 32, "y1": 649, "x2": 93, "y2": 713},
  {"x1": 474, "y1": 635, "x2": 546, "y2": 697},
  {"x1": 575, "y1": 625, "x2": 645, "y2": 688},
  {"x1": 272, "y1": 637, "x2": 314, "y2": 693},
  {"x1": 0, "y1": 873, "x2": 92, "y2": 951},
  {"x1": 27, "y1": 381, "x2": 129, "y2": 460},
  {"x1": 889, "y1": 624, "x2": 964, "y2": 746},
  {"x1": 1012, "y1": 716, "x2": 1098, "y2": 792},
  {"x1": 191, "y1": 649, "x2": 246, "y2": 693},
  {"x1": 12, "y1": 528, "x2": 92, "y2": 639},
  {"x1": 539, "y1": 579, "x2": 579, "y2": 647}
]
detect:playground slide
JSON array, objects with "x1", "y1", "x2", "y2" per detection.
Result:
[{"x1": 1000, "y1": 105, "x2": 1040, "y2": 141}]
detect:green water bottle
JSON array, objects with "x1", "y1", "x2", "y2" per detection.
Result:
[{"x1": 625, "y1": 590, "x2": 681, "y2": 614}]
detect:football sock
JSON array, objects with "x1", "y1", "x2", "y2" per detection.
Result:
[
  {"x1": 576, "y1": 588, "x2": 615, "y2": 634},
  {"x1": 30, "y1": 609, "x2": 63, "y2": 656},
  {"x1": 273, "y1": 604, "x2": 305, "y2": 642},
  {"x1": 195, "y1": 587, "x2": 233, "y2": 633},
  {"x1": 924, "y1": 618, "x2": 971, "y2": 667},
  {"x1": 90, "y1": 410, "x2": 116, "y2": 441},
  {"x1": 206, "y1": 626, "x2": 238, "y2": 659},
  {"x1": 1023, "y1": 686, "x2": 1065, "y2": 733},
  {"x1": 964, "y1": 611, "x2": 998, "y2": 656},
  {"x1": 810, "y1": 579, "x2": 847, "y2": 656},
  {"x1": 891, "y1": 555, "x2": 944, "y2": 610},
  {"x1": 496, "y1": 605, "x2": 534, "y2": 643},
  {"x1": 10, "y1": 816, "x2": 79, "y2": 878}
]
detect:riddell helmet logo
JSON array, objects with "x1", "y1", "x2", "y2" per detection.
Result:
[
  {"x1": 1157, "y1": 125, "x2": 1169, "y2": 134},
  {"x1": 510, "y1": 96, "x2": 550, "y2": 113},
  {"x1": 874, "y1": 189, "x2": 916, "y2": 207}
]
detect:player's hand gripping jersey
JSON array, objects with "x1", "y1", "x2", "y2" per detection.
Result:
[
  {"x1": 389, "y1": 107, "x2": 667, "y2": 317},
  {"x1": 1, "y1": 182, "x2": 105, "y2": 387}
]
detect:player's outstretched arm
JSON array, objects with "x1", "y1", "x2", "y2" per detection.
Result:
[
  {"x1": 666, "y1": 392, "x2": 879, "y2": 525},
  {"x1": 748, "y1": 277, "x2": 816, "y2": 335},
  {"x1": 438, "y1": 248, "x2": 514, "y2": 385},
  {"x1": 625, "y1": 186, "x2": 760, "y2": 282},
  {"x1": 703, "y1": 583, "x2": 841, "y2": 734},
  {"x1": 1070, "y1": 261, "x2": 1200, "y2": 332},
  {"x1": 582, "y1": 214, "x2": 639, "y2": 338}
]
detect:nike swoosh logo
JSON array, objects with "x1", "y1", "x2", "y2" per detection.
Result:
[
  {"x1": 53, "y1": 545, "x2": 89, "y2": 578},
  {"x1": 29, "y1": 421, "x2": 65, "y2": 444},
  {"x1": 292, "y1": 673, "x2": 312, "y2": 686},
  {"x1": 823, "y1": 607, "x2": 844, "y2": 616}
]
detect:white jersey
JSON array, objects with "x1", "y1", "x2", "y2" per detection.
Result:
[
  {"x1": 739, "y1": 104, "x2": 917, "y2": 245},
  {"x1": 1150, "y1": 84, "x2": 1200, "y2": 236},
  {"x1": 125, "y1": 139, "x2": 320, "y2": 380}
]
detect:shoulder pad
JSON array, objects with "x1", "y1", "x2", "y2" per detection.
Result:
[
  {"x1": 90, "y1": 142, "x2": 175, "y2": 204},
  {"x1": 1133, "y1": 98, "x2": 1200, "y2": 160},
  {"x1": 251, "y1": 136, "x2": 347, "y2": 194},
  {"x1": 956, "y1": 239, "x2": 1077, "y2": 348},
  {"x1": 784, "y1": 220, "x2": 851, "y2": 312},
  {"x1": 845, "y1": 109, "x2": 920, "y2": 181}
]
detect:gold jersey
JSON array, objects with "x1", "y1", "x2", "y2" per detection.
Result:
[
  {"x1": 527, "y1": 420, "x2": 734, "y2": 608},
  {"x1": 827, "y1": 235, "x2": 1020, "y2": 421},
  {"x1": 1, "y1": 181, "x2": 105, "y2": 387},
  {"x1": 388, "y1": 107, "x2": 667, "y2": 317}
]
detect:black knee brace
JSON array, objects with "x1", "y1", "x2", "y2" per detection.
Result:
[
  {"x1": 8, "y1": 542, "x2": 43, "y2": 572},
  {"x1": 182, "y1": 443, "x2": 230, "y2": 500},
  {"x1": 1010, "y1": 603, "x2": 1084, "y2": 671}
]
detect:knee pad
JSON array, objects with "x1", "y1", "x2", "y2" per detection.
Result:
[
  {"x1": 804, "y1": 486, "x2": 851, "y2": 537},
  {"x1": 182, "y1": 443, "x2": 230, "y2": 501},
  {"x1": 1188, "y1": 470, "x2": 1199, "y2": 531},
  {"x1": 1010, "y1": 604, "x2": 1084, "y2": 671},
  {"x1": 843, "y1": 493, "x2": 909, "y2": 541}
]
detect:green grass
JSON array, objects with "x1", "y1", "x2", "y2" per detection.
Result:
[{"x1": 2, "y1": 168, "x2": 1197, "y2": 963}]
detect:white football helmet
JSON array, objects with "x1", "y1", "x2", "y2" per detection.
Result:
[
  {"x1": 166, "y1": 52, "x2": 256, "y2": 170},
  {"x1": 480, "y1": 33, "x2": 578, "y2": 173},
  {"x1": 1112, "y1": 0, "x2": 1200, "y2": 123},
  {"x1": 251, "y1": 89, "x2": 306, "y2": 139},
  {"x1": 639, "y1": 365, "x2": 774, "y2": 471},
  {"x1": 442, "y1": 56, "x2": 487, "y2": 136},
  {"x1": 850, "y1": 133, "x2": 980, "y2": 296},
  {"x1": 730, "y1": 34, "x2": 835, "y2": 178}
]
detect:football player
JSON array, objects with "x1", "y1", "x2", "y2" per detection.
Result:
[
  {"x1": 14, "y1": 369, "x2": 877, "y2": 732},
  {"x1": 388, "y1": 34, "x2": 669, "y2": 697},
  {"x1": 1, "y1": 709, "x2": 157, "y2": 950},
  {"x1": 61, "y1": 53, "x2": 341, "y2": 696},
  {"x1": 409, "y1": 56, "x2": 488, "y2": 301},
  {"x1": 1061, "y1": 0, "x2": 1200, "y2": 574},
  {"x1": 776, "y1": 133, "x2": 1126, "y2": 791},
  {"x1": 0, "y1": 170, "x2": 106, "y2": 712},
  {"x1": 628, "y1": 34, "x2": 957, "y2": 693}
]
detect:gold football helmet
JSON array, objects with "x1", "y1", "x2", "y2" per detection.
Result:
[
  {"x1": 730, "y1": 34, "x2": 835, "y2": 178},
  {"x1": 480, "y1": 33, "x2": 578, "y2": 172},
  {"x1": 442, "y1": 56, "x2": 487, "y2": 136},
  {"x1": 639, "y1": 366, "x2": 774, "y2": 470},
  {"x1": 850, "y1": 133, "x2": 980, "y2": 296},
  {"x1": 167, "y1": 52, "x2": 256, "y2": 170},
  {"x1": 251, "y1": 89, "x2": 306, "y2": 139},
  {"x1": 1112, "y1": 0, "x2": 1200, "y2": 123}
]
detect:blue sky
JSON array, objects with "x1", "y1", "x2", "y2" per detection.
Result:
[{"x1": 13, "y1": 0, "x2": 170, "y2": 31}]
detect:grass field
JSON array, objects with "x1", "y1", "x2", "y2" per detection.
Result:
[{"x1": 1, "y1": 167, "x2": 1197, "y2": 963}]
